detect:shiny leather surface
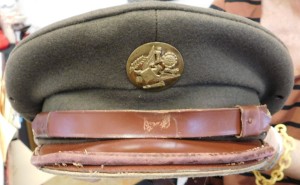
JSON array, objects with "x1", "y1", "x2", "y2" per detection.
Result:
[
  {"x1": 31, "y1": 106, "x2": 273, "y2": 174},
  {"x1": 32, "y1": 105, "x2": 271, "y2": 139},
  {"x1": 32, "y1": 139, "x2": 274, "y2": 167},
  {"x1": 36, "y1": 139, "x2": 265, "y2": 154}
]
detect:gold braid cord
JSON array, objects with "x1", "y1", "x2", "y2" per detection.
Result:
[{"x1": 253, "y1": 124, "x2": 296, "y2": 185}]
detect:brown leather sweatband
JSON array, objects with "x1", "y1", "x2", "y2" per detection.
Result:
[{"x1": 32, "y1": 105, "x2": 271, "y2": 139}]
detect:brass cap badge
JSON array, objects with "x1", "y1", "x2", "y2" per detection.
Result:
[{"x1": 127, "y1": 42, "x2": 184, "y2": 90}]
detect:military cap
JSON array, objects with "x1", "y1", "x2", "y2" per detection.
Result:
[{"x1": 5, "y1": 1, "x2": 294, "y2": 179}]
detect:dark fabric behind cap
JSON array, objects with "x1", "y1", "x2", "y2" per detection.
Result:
[{"x1": 5, "y1": 2, "x2": 294, "y2": 120}]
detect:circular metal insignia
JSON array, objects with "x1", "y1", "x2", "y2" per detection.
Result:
[{"x1": 126, "y1": 42, "x2": 184, "y2": 90}]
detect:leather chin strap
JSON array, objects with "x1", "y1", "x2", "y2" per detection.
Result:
[{"x1": 33, "y1": 105, "x2": 271, "y2": 140}]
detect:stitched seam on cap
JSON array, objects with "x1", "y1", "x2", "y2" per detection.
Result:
[
  {"x1": 17, "y1": 84, "x2": 260, "y2": 118},
  {"x1": 38, "y1": 83, "x2": 259, "y2": 105},
  {"x1": 11, "y1": 7, "x2": 285, "y2": 54}
]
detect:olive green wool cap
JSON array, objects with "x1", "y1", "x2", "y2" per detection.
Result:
[{"x1": 5, "y1": 1, "x2": 294, "y2": 120}]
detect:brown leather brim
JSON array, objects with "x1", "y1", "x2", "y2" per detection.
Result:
[
  {"x1": 40, "y1": 160, "x2": 269, "y2": 179},
  {"x1": 32, "y1": 139, "x2": 273, "y2": 178},
  {"x1": 31, "y1": 107, "x2": 274, "y2": 178}
]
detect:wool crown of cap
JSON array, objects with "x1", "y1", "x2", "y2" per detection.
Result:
[{"x1": 5, "y1": 1, "x2": 294, "y2": 120}]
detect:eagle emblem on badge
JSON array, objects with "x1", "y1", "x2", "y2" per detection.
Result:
[{"x1": 126, "y1": 42, "x2": 184, "y2": 90}]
